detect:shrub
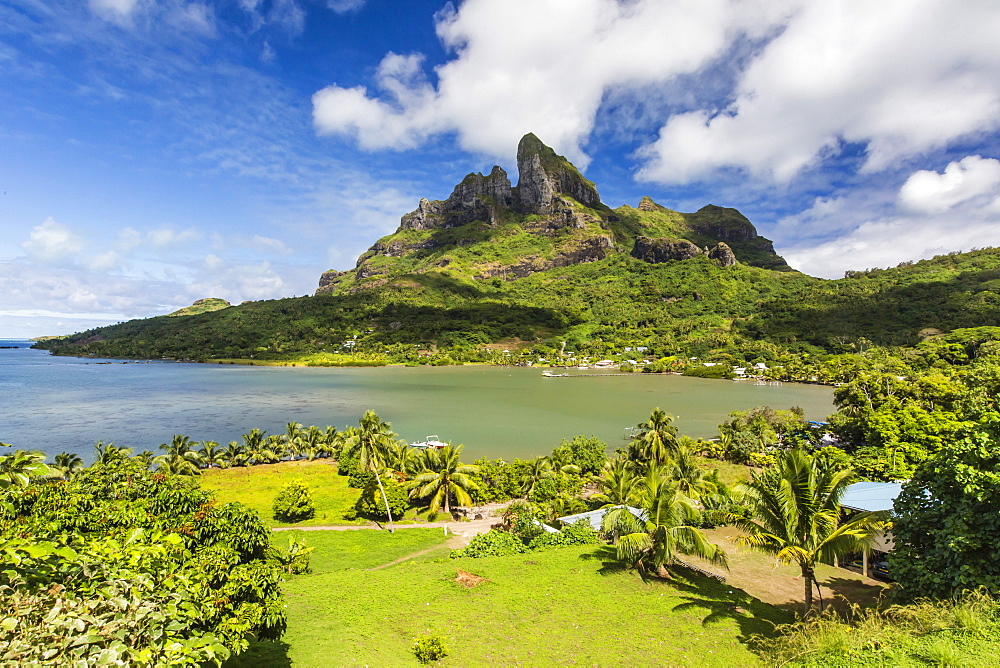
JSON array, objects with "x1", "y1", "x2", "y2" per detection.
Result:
[
  {"x1": 355, "y1": 475, "x2": 409, "y2": 520},
  {"x1": 527, "y1": 519, "x2": 600, "y2": 550},
  {"x1": 272, "y1": 537, "x2": 314, "y2": 574},
  {"x1": 272, "y1": 481, "x2": 315, "y2": 522},
  {"x1": 451, "y1": 530, "x2": 527, "y2": 558},
  {"x1": 412, "y1": 633, "x2": 448, "y2": 664}
]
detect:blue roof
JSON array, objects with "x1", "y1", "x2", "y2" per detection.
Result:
[
  {"x1": 556, "y1": 505, "x2": 646, "y2": 530},
  {"x1": 840, "y1": 481, "x2": 904, "y2": 512}
]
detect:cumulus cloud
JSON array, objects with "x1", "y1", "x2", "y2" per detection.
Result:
[
  {"x1": 639, "y1": 0, "x2": 1000, "y2": 183},
  {"x1": 248, "y1": 235, "x2": 292, "y2": 255},
  {"x1": 314, "y1": 0, "x2": 785, "y2": 165},
  {"x1": 898, "y1": 156, "x2": 1000, "y2": 214},
  {"x1": 785, "y1": 157, "x2": 1000, "y2": 277},
  {"x1": 21, "y1": 218, "x2": 85, "y2": 264},
  {"x1": 313, "y1": 0, "x2": 1000, "y2": 186}
]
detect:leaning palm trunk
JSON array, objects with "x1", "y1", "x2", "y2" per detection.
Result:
[{"x1": 374, "y1": 469, "x2": 395, "y2": 533}]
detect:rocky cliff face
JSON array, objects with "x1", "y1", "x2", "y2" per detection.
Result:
[
  {"x1": 316, "y1": 134, "x2": 791, "y2": 295},
  {"x1": 514, "y1": 133, "x2": 601, "y2": 213}
]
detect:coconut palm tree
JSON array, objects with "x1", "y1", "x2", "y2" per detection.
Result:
[
  {"x1": 602, "y1": 466, "x2": 727, "y2": 578},
  {"x1": 93, "y1": 441, "x2": 133, "y2": 466},
  {"x1": 341, "y1": 410, "x2": 400, "y2": 531},
  {"x1": 591, "y1": 457, "x2": 641, "y2": 507},
  {"x1": 547, "y1": 445, "x2": 580, "y2": 475},
  {"x1": 409, "y1": 445, "x2": 479, "y2": 515},
  {"x1": 733, "y1": 447, "x2": 889, "y2": 616},
  {"x1": 385, "y1": 441, "x2": 418, "y2": 476},
  {"x1": 221, "y1": 441, "x2": 246, "y2": 468},
  {"x1": 53, "y1": 451, "x2": 84, "y2": 479},
  {"x1": 520, "y1": 456, "x2": 554, "y2": 497},
  {"x1": 161, "y1": 434, "x2": 196, "y2": 458},
  {"x1": 283, "y1": 422, "x2": 303, "y2": 460},
  {"x1": 199, "y1": 440, "x2": 225, "y2": 468},
  {"x1": 134, "y1": 450, "x2": 157, "y2": 468},
  {"x1": 242, "y1": 428, "x2": 268, "y2": 463},
  {"x1": 627, "y1": 408, "x2": 680, "y2": 467},
  {"x1": 153, "y1": 450, "x2": 203, "y2": 476},
  {"x1": 669, "y1": 446, "x2": 718, "y2": 501}
]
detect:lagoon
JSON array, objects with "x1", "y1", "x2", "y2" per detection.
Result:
[{"x1": 1, "y1": 339, "x2": 835, "y2": 461}]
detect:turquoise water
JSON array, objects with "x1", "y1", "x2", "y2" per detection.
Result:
[{"x1": 1, "y1": 339, "x2": 834, "y2": 461}]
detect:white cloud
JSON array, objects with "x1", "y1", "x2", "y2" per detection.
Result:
[
  {"x1": 785, "y1": 160, "x2": 1000, "y2": 277},
  {"x1": 248, "y1": 235, "x2": 292, "y2": 255},
  {"x1": 898, "y1": 156, "x2": 1000, "y2": 214},
  {"x1": 87, "y1": 250, "x2": 123, "y2": 271},
  {"x1": 89, "y1": 0, "x2": 142, "y2": 23},
  {"x1": 327, "y1": 0, "x2": 366, "y2": 13},
  {"x1": 639, "y1": 0, "x2": 1000, "y2": 183},
  {"x1": 147, "y1": 227, "x2": 202, "y2": 248},
  {"x1": 186, "y1": 260, "x2": 287, "y2": 301},
  {"x1": 21, "y1": 218, "x2": 84, "y2": 264},
  {"x1": 313, "y1": 0, "x2": 785, "y2": 165}
]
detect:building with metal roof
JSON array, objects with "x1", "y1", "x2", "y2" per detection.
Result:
[
  {"x1": 556, "y1": 505, "x2": 646, "y2": 530},
  {"x1": 840, "y1": 481, "x2": 904, "y2": 513}
]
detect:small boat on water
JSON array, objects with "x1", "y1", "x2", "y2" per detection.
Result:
[
  {"x1": 409, "y1": 435, "x2": 448, "y2": 449},
  {"x1": 542, "y1": 370, "x2": 569, "y2": 377}
]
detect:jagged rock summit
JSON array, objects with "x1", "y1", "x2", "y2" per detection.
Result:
[{"x1": 316, "y1": 134, "x2": 789, "y2": 294}]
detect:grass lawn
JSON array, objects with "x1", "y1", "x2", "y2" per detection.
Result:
[
  {"x1": 274, "y1": 528, "x2": 450, "y2": 572},
  {"x1": 230, "y1": 537, "x2": 789, "y2": 666},
  {"x1": 696, "y1": 456, "x2": 754, "y2": 486},
  {"x1": 687, "y1": 528, "x2": 889, "y2": 615},
  {"x1": 200, "y1": 460, "x2": 363, "y2": 527}
]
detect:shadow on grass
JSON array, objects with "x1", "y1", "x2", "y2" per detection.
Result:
[
  {"x1": 818, "y1": 575, "x2": 890, "y2": 615},
  {"x1": 668, "y1": 567, "x2": 793, "y2": 647},
  {"x1": 577, "y1": 545, "x2": 643, "y2": 579},
  {"x1": 224, "y1": 639, "x2": 292, "y2": 668}
]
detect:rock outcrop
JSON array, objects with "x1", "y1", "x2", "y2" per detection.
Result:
[
  {"x1": 708, "y1": 242, "x2": 737, "y2": 267},
  {"x1": 401, "y1": 165, "x2": 513, "y2": 231},
  {"x1": 686, "y1": 204, "x2": 759, "y2": 243},
  {"x1": 514, "y1": 133, "x2": 601, "y2": 213},
  {"x1": 631, "y1": 236, "x2": 703, "y2": 263}
]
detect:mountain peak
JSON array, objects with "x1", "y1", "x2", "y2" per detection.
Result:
[{"x1": 514, "y1": 133, "x2": 601, "y2": 213}]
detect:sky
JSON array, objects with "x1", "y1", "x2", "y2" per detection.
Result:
[{"x1": 2, "y1": 0, "x2": 1000, "y2": 338}]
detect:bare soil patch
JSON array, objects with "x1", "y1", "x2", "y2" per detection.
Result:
[{"x1": 455, "y1": 569, "x2": 488, "y2": 588}]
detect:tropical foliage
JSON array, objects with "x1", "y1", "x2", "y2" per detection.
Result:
[{"x1": 733, "y1": 448, "x2": 889, "y2": 615}]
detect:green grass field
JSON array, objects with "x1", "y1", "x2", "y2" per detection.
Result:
[
  {"x1": 201, "y1": 460, "x2": 363, "y2": 527},
  {"x1": 274, "y1": 528, "x2": 450, "y2": 573},
  {"x1": 230, "y1": 533, "x2": 789, "y2": 666}
]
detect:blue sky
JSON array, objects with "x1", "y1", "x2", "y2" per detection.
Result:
[{"x1": 3, "y1": 0, "x2": 1000, "y2": 338}]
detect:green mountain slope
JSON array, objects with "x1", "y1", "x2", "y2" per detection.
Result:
[{"x1": 35, "y1": 135, "x2": 1000, "y2": 363}]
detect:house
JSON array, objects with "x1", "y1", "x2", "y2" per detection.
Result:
[
  {"x1": 556, "y1": 505, "x2": 647, "y2": 531},
  {"x1": 840, "y1": 481, "x2": 903, "y2": 579}
]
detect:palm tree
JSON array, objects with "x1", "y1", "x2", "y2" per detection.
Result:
[
  {"x1": 93, "y1": 441, "x2": 133, "y2": 465},
  {"x1": 520, "y1": 456, "x2": 554, "y2": 497},
  {"x1": 221, "y1": 441, "x2": 246, "y2": 468},
  {"x1": 53, "y1": 451, "x2": 84, "y2": 479},
  {"x1": 134, "y1": 450, "x2": 157, "y2": 468},
  {"x1": 592, "y1": 457, "x2": 641, "y2": 507},
  {"x1": 161, "y1": 434, "x2": 196, "y2": 458},
  {"x1": 242, "y1": 428, "x2": 268, "y2": 463},
  {"x1": 341, "y1": 410, "x2": 400, "y2": 531},
  {"x1": 299, "y1": 427, "x2": 325, "y2": 461},
  {"x1": 283, "y1": 422, "x2": 303, "y2": 460},
  {"x1": 385, "y1": 441, "x2": 418, "y2": 476},
  {"x1": 668, "y1": 446, "x2": 717, "y2": 501},
  {"x1": 409, "y1": 445, "x2": 479, "y2": 515},
  {"x1": 733, "y1": 448, "x2": 889, "y2": 616},
  {"x1": 602, "y1": 466, "x2": 728, "y2": 578},
  {"x1": 199, "y1": 440, "x2": 225, "y2": 468},
  {"x1": 321, "y1": 426, "x2": 340, "y2": 459},
  {"x1": 628, "y1": 408, "x2": 680, "y2": 467},
  {"x1": 154, "y1": 450, "x2": 203, "y2": 476},
  {"x1": 547, "y1": 445, "x2": 580, "y2": 475}
]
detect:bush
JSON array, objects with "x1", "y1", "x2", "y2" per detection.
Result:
[
  {"x1": 527, "y1": 519, "x2": 600, "y2": 550},
  {"x1": 451, "y1": 530, "x2": 527, "y2": 558},
  {"x1": 355, "y1": 475, "x2": 409, "y2": 520},
  {"x1": 272, "y1": 481, "x2": 315, "y2": 522},
  {"x1": 562, "y1": 435, "x2": 608, "y2": 475},
  {"x1": 272, "y1": 537, "x2": 314, "y2": 574},
  {"x1": 412, "y1": 633, "x2": 448, "y2": 664}
]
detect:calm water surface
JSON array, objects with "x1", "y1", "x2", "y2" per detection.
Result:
[{"x1": 1, "y1": 339, "x2": 834, "y2": 461}]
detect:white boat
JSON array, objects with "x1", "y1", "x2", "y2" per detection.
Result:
[
  {"x1": 409, "y1": 435, "x2": 448, "y2": 449},
  {"x1": 542, "y1": 370, "x2": 569, "y2": 377}
]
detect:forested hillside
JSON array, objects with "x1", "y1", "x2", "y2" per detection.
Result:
[{"x1": 35, "y1": 135, "x2": 1000, "y2": 365}]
